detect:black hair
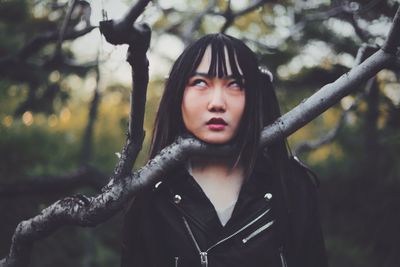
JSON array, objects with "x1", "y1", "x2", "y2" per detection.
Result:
[
  {"x1": 149, "y1": 33, "x2": 288, "y2": 177},
  {"x1": 149, "y1": 33, "x2": 294, "y2": 260}
]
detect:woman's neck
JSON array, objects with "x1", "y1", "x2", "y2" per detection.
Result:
[
  {"x1": 188, "y1": 156, "x2": 245, "y2": 212},
  {"x1": 189, "y1": 156, "x2": 242, "y2": 177}
]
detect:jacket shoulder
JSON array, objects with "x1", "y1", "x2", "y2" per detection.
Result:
[{"x1": 289, "y1": 156, "x2": 319, "y2": 188}]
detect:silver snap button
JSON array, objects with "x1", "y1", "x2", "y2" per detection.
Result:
[
  {"x1": 154, "y1": 181, "x2": 162, "y2": 189},
  {"x1": 264, "y1": 193, "x2": 272, "y2": 200},
  {"x1": 173, "y1": 194, "x2": 182, "y2": 204}
]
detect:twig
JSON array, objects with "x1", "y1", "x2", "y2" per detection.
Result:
[
  {"x1": 293, "y1": 43, "x2": 380, "y2": 154},
  {"x1": 0, "y1": 26, "x2": 96, "y2": 70},
  {"x1": 182, "y1": 0, "x2": 217, "y2": 45},
  {"x1": 291, "y1": 1, "x2": 370, "y2": 43},
  {"x1": 220, "y1": 0, "x2": 268, "y2": 33},
  {"x1": 53, "y1": 0, "x2": 78, "y2": 60},
  {"x1": 80, "y1": 59, "x2": 101, "y2": 165},
  {"x1": 293, "y1": 92, "x2": 364, "y2": 155}
]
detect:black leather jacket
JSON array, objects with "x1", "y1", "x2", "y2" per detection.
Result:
[{"x1": 121, "y1": 156, "x2": 327, "y2": 267}]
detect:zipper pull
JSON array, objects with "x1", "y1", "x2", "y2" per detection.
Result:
[
  {"x1": 200, "y1": 252, "x2": 208, "y2": 267},
  {"x1": 279, "y1": 247, "x2": 288, "y2": 267}
]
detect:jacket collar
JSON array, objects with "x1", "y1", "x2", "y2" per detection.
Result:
[{"x1": 162, "y1": 155, "x2": 275, "y2": 238}]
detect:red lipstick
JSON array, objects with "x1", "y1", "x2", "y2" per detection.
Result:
[{"x1": 206, "y1": 118, "x2": 227, "y2": 131}]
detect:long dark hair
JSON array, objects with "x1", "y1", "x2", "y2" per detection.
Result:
[
  {"x1": 149, "y1": 33, "x2": 288, "y2": 175},
  {"x1": 150, "y1": 33, "x2": 294, "y2": 260}
]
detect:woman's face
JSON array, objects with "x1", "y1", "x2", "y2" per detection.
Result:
[{"x1": 181, "y1": 46, "x2": 246, "y2": 144}]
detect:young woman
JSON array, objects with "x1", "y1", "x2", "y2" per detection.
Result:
[{"x1": 121, "y1": 33, "x2": 327, "y2": 267}]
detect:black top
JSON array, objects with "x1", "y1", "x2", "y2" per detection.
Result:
[{"x1": 121, "y1": 156, "x2": 327, "y2": 267}]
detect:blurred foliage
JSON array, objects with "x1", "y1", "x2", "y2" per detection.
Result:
[{"x1": 1, "y1": 0, "x2": 400, "y2": 266}]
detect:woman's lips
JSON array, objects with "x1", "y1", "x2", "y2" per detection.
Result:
[
  {"x1": 207, "y1": 124, "x2": 226, "y2": 131},
  {"x1": 206, "y1": 118, "x2": 227, "y2": 131}
]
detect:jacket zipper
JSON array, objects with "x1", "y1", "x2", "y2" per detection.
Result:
[
  {"x1": 241, "y1": 220, "x2": 275, "y2": 243},
  {"x1": 174, "y1": 256, "x2": 179, "y2": 267},
  {"x1": 279, "y1": 247, "x2": 288, "y2": 267},
  {"x1": 182, "y1": 217, "x2": 208, "y2": 266},
  {"x1": 182, "y1": 208, "x2": 271, "y2": 267}
]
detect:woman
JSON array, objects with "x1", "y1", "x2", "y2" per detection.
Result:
[{"x1": 121, "y1": 33, "x2": 327, "y2": 267}]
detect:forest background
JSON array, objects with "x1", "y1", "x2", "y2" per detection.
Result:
[{"x1": 1, "y1": 0, "x2": 399, "y2": 266}]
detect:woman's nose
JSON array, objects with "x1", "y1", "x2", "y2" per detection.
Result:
[{"x1": 207, "y1": 87, "x2": 226, "y2": 112}]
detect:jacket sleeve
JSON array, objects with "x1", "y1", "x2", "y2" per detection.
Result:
[
  {"x1": 120, "y1": 196, "x2": 150, "y2": 267},
  {"x1": 289, "y1": 157, "x2": 328, "y2": 267}
]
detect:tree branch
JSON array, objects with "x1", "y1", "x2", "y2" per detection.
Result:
[
  {"x1": 182, "y1": 0, "x2": 217, "y2": 45},
  {"x1": 1, "y1": 5, "x2": 399, "y2": 267},
  {"x1": 0, "y1": 26, "x2": 96, "y2": 71},
  {"x1": 293, "y1": 92, "x2": 363, "y2": 155},
  {"x1": 293, "y1": 43, "x2": 374, "y2": 155},
  {"x1": 292, "y1": 1, "x2": 372, "y2": 43},
  {"x1": 99, "y1": 0, "x2": 152, "y2": 46},
  {"x1": 259, "y1": 49, "x2": 392, "y2": 147},
  {"x1": 53, "y1": 0, "x2": 78, "y2": 60},
  {"x1": 80, "y1": 60, "x2": 101, "y2": 165},
  {"x1": 220, "y1": 0, "x2": 268, "y2": 33},
  {"x1": 100, "y1": 0, "x2": 152, "y2": 179},
  {"x1": 260, "y1": 6, "x2": 399, "y2": 146},
  {"x1": 383, "y1": 5, "x2": 400, "y2": 54}
]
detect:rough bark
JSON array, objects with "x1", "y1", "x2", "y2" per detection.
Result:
[
  {"x1": 100, "y1": 0, "x2": 152, "y2": 179},
  {"x1": 293, "y1": 44, "x2": 375, "y2": 155}
]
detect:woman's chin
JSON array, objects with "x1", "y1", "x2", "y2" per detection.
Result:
[{"x1": 196, "y1": 134, "x2": 234, "y2": 144}]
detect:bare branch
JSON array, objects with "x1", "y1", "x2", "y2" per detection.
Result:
[
  {"x1": 80, "y1": 60, "x2": 101, "y2": 165},
  {"x1": 236, "y1": 0, "x2": 268, "y2": 17},
  {"x1": 342, "y1": 13, "x2": 371, "y2": 43},
  {"x1": 0, "y1": 26, "x2": 96, "y2": 69},
  {"x1": 100, "y1": 0, "x2": 152, "y2": 46},
  {"x1": 110, "y1": 41, "x2": 150, "y2": 179},
  {"x1": 242, "y1": 37, "x2": 279, "y2": 53},
  {"x1": 53, "y1": 0, "x2": 78, "y2": 60},
  {"x1": 292, "y1": 2, "x2": 371, "y2": 43},
  {"x1": 293, "y1": 92, "x2": 363, "y2": 155},
  {"x1": 293, "y1": 43, "x2": 375, "y2": 155},
  {"x1": 182, "y1": 0, "x2": 217, "y2": 45},
  {"x1": 383, "y1": 6, "x2": 400, "y2": 54},
  {"x1": 99, "y1": 0, "x2": 152, "y2": 179},
  {"x1": 259, "y1": 49, "x2": 392, "y2": 147},
  {"x1": 220, "y1": 0, "x2": 268, "y2": 33}
]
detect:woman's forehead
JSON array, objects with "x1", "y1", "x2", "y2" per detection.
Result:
[{"x1": 195, "y1": 45, "x2": 244, "y2": 76}]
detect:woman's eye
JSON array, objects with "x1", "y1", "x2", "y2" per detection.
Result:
[
  {"x1": 190, "y1": 79, "x2": 208, "y2": 87},
  {"x1": 228, "y1": 80, "x2": 243, "y2": 89}
]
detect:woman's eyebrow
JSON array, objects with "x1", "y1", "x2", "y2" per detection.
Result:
[{"x1": 192, "y1": 72, "x2": 243, "y2": 80}]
